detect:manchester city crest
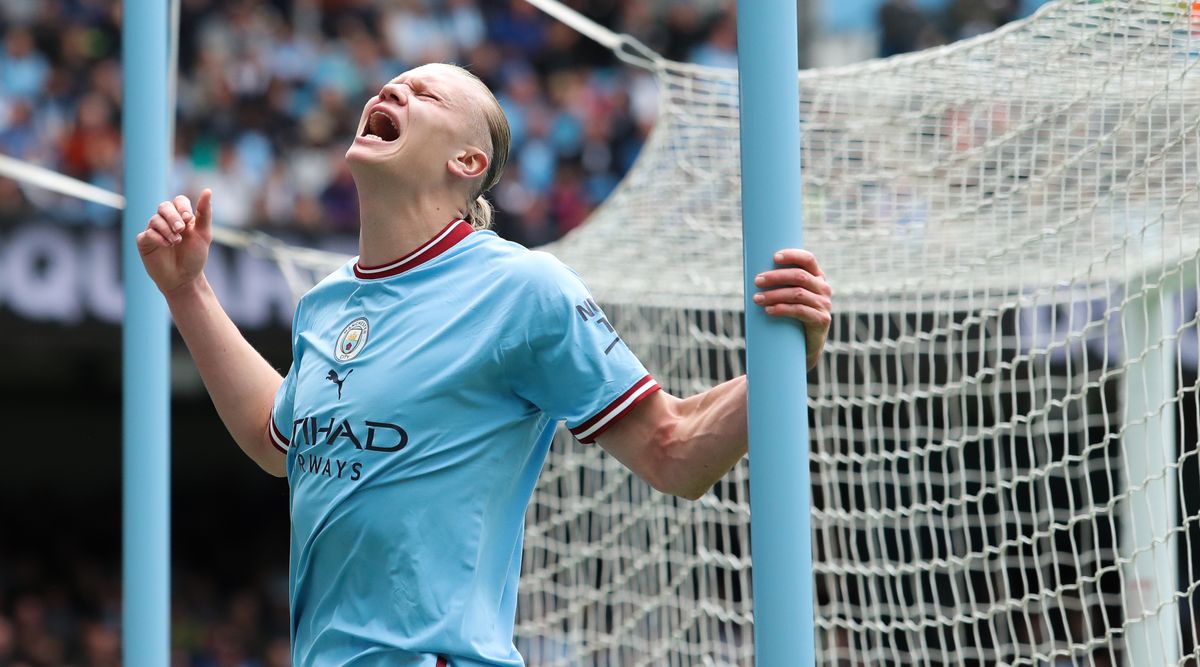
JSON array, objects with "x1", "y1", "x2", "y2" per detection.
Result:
[{"x1": 335, "y1": 317, "x2": 370, "y2": 362}]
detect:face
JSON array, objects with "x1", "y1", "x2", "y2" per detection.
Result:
[{"x1": 345, "y1": 64, "x2": 491, "y2": 188}]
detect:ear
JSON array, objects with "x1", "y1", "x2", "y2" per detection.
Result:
[{"x1": 447, "y1": 146, "x2": 489, "y2": 180}]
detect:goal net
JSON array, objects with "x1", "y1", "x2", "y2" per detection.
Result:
[
  {"x1": 517, "y1": 0, "x2": 1200, "y2": 665},
  {"x1": 48, "y1": 0, "x2": 1192, "y2": 663}
]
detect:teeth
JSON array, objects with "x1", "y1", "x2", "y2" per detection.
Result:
[{"x1": 367, "y1": 111, "x2": 398, "y2": 141}]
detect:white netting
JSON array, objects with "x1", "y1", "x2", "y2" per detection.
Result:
[{"x1": 520, "y1": 0, "x2": 1200, "y2": 665}]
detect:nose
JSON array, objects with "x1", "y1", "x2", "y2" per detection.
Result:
[{"x1": 378, "y1": 82, "x2": 408, "y2": 106}]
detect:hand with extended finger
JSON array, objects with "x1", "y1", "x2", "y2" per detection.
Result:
[
  {"x1": 136, "y1": 189, "x2": 214, "y2": 296},
  {"x1": 751, "y1": 248, "x2": 833, "y2": 371}
]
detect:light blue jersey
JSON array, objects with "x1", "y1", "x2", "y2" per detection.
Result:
[{"x1": 268, "y1": 220, "x2": 660, "y2": 666}]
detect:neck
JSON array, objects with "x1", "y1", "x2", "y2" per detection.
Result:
[{"x1": 354, "y1": 175, "x2": 463, "y2": 267}]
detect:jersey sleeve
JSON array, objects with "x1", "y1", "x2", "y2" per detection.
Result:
[
  {"x1": 269, "y1": 363, "x2": 298, "y2": 454},
  {"x1": 507, "y1": 253, "x2": 661, "y2": 444},
  {"x1": 268, "y1": 301, "x2": 305, "y2": 454}
]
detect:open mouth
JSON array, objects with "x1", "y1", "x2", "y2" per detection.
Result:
[{"x1": 362, "y1": 111, "x2": 400, "y2": 142}]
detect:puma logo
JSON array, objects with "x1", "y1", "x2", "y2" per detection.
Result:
[{"x1": 326, "y1": 369, "x2": 353, "y2": 400}]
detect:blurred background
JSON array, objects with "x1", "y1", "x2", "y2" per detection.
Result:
[{"x1": 0, "y1": 0, "x2": 1048, "y2": 664}]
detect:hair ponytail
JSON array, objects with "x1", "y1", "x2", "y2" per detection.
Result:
[{"x1": 466, "y1": 195, "x2": 494, "y2": 230}]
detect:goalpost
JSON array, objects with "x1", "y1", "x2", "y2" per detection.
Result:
[
  {"x1": 121, "y1": 0, "x2": 171, "y2": 665},
  {"x1": 735, "y1": 0, "x2": 815, "y2": 665}
]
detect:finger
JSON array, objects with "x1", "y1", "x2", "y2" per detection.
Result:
[
  {"x1": 148, "y1": 214, "x2": 182, "y2": 245},
  {"x1": 173, "y1": 194, "x2": 194, "y2": 228},
  {"x1": 753, "y1": 286, "x2": 831, "y2": 311},
  {"x1": 157, "y1": 200, "x2": 186, "y2": 234},
  {"x1": 773, "y1": 248, "x2": 823, "y2": 276},
  {"x1": 137, "y1": 228, "x2": 172, "y2": 254},
  {"x1": 195, "y1": 188, "x2": 213, "y2": 231},
  {"x1": 764, "y1": 302, "x2": 832, "y2": 328},
  {"x1": 754, "y1": 268, "x2": 830, "y2": 296}
]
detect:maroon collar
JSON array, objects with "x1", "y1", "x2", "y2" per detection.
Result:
[{"x1": 353, "y1": 219, "x2": 473, "y2": 280}]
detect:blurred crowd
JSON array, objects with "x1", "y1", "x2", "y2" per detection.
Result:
[
  {"x1": 0, "y1": 0, "x2": 735, "y2": 246},
  {"x1": 877, "y1": 0, "x2": 1023, "y2": 57},
  {"x1": 0, "y1": 0, "x2": 1027, "y2": 244},
  {"x1": 0, "y1": 550, "x2": 289, "y2": 667}
]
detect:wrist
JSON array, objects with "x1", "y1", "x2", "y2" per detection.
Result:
[{"x1": 162, "y1": 274, "x2": 212, "y2": 307}]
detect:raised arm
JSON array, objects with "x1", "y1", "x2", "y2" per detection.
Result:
[
  {"x1": 137, "y1": 189, "x2": 287, "y2": 477},
  {"x1": 596, "y1": 249, "x2": 831, "y2": 499}
]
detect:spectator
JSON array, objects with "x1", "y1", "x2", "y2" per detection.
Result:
[
  {"x1": 877, "y1": 0, "x2": 1022, "y2": 56},
  {"x1": 79, "y1": 621, "x2": 120, "y2": 667},
  {"x1": 945, "y1": 0, "x2": 1021, "y2": 39},
  {"x1": 0, "y1": 28, "x2": 49, "y2": 102},
  {"x1": 0, "y1": 100, "x2": 39, "y2": 160},
  {"x1": 878, "y1": 0, "x2": 927, "y2": 56},
  {"x1": 688, "y1": 10, "x2": 738, "y2": 69}
]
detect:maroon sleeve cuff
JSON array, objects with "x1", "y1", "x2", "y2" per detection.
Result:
[
  {"x1": 268, "y1": 412, "x2": 290, "y2": 454},
  {"x1": 568, "y1": 375, "x2": 661, "y2": 444}
]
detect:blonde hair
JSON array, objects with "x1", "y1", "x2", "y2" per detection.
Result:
[
  {"x1": 465, "y1": 195, "x2": 496, "y2": 229},
  {"x1": 439, "y1": 64, "x2": 511, "y2": 230}
]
